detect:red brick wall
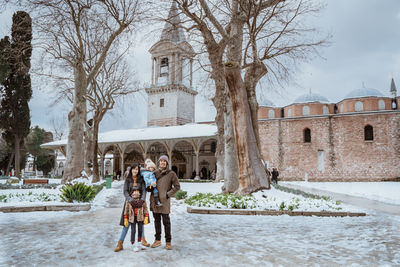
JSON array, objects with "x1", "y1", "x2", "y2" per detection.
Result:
[{"x1": 259, "y1": 111, "x2": 400, "y2": 181}]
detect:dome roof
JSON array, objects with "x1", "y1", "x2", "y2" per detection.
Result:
[
  {"x1": 345, "y1": 87, "x2": 384, "y2": 99},
  {"x1": 258, "y1": 98, "x2": 274, "y2": 107},
  {"x1": 293, "y1": 92, "x2": 329, "y2": 104}
]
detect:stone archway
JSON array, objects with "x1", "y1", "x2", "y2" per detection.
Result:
[
  {"x1": 172, "y1": 140, "x2": 195, "y2": 179},
  {"x1": 146, "y1": 142, "x2": 169, "y2": 166},
  {"x1": 198, "y1": 138, "x2": 217, "y2": 179},
  {"x1": 124, "y1": 143, "x2": 145, "y2": 167}
]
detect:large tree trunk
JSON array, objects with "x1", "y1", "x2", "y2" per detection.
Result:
[
  {"x1": 211, "y1": 76, "x2": 226, "y2": 183},
  {"x1": 6, "y1": 151, "x2": 15, "y2": 176},
  {"x1": 91, "y1": 119, "x2": 100, "y2": 183},
  {"x1": 244, "y1": 62, "x2": 268, "y2": 149},
  {"x1": 223, "y1": 89, "x2": 239, "y2": 193},
  {"x1": 62, "y1": 66, "x2": 87, "y2": 184},
  {"x1": 14, "y1": 136, "x2": 20, "y2": 178},
  {"x1": 84, "y1": 123, "x2": 94, "y2": 177},
  {"x1": 224, "y1": 14, "x2": 269, "y2": 194}
]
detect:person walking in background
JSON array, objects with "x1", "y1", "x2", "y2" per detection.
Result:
[
  {"x1": 271, "y1": 168, "x2": 279, "y2": 185},
  {"x1": 150, "y1": 155, "x2": 180, "y2": 250}
]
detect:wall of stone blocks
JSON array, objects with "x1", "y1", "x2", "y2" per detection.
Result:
[{"x1": 259, "y1": 111, "x2": 400, "y2": 181}]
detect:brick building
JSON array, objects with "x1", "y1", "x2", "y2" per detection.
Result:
[{"x1": 258, "y1": 81, "x2": 400, "y2": 181}]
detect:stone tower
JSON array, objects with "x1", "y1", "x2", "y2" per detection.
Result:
[{"x1": 146, "y1": 2, "x2": 197, "y2": 127}]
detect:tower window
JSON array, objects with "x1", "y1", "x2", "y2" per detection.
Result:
[
  {"x1": 304, "y1": 128, "x2": 311, "y2": 143},
  {"x1": 160, "y1": 98, "x2": 164, "y2": 107},
  {"x1": 160, "y1": 57, "x2": 168, "y2": 77},
  {"x1": 364, "y1": 125, "x2": 373, "y2": 141}
]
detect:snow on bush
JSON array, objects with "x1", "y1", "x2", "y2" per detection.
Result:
[
  {"x1": 0, "y1": 191, "x2": 59, "y2": 203},
  {"x1": 185, "y1": 189, "x2": 344, "y2": 212}
]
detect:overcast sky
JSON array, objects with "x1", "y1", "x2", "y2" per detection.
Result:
[{"x1": 1, "y1": 0, "x2": 400, "y2": 135}]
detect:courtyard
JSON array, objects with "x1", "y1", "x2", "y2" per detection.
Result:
[{"x1": 1, "y1": 182, "x2": 399, "y2": 266}]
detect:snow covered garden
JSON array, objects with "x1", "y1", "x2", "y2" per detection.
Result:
[{"x1": 1, "y1": 180, "x2": 400, "y2": 266}]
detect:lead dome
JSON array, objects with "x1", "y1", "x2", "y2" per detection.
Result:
[
  {"x1": 293, "y1": 92, "x2": 329, "y2": 104},
  {"x1": 345, "y1": 87, "x2": 384, "y2": 99}
]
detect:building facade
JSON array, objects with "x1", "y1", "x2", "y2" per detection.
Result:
[{"x1": 258, "y1": 83, "x2": 400, "y2": 181}]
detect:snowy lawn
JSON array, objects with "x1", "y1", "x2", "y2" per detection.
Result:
[
  {"x1": 283, "y1": 182, "x2": 400, "y2": 205},
  {"x1": 0, "y1": 178, "x2": 117, "y2": 207},
  {"x1": 180, "y1": 182, "x2": 359, "y2": 212}
]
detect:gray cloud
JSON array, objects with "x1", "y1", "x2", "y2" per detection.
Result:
[{"x1": 1, "y1": 0, "x2": 399, "y2": 133}]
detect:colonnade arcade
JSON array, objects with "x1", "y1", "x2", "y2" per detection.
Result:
[{"x1": 97, "y1": 137, "x2": 217, "y2": 179}]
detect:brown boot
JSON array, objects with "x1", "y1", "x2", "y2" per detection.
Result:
[
  {"x1": 141, "y1": 237, "x2": 150, "y2": 247},
  {"x1": 114, "y1": 240, "x2": 123, "y2": 252},
  {"x1": 151, "y1": 240, "x2": 161, "y2": 248},
  {"x1": 166, "y1": 242, "x2": 172, "y2": 250}
]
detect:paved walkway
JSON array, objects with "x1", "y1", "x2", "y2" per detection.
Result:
[
  {"x1": 282, "y1": 183, "x2": 400, "y2": 216},
  {"x1": 1, "y1": 183, "x2": 399, "y2": 266}
]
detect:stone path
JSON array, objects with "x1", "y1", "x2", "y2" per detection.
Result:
[{"x1": 1, "y1": 183, "x2": 399, "y2": 266}]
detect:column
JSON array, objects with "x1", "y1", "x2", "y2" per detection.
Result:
[
  {"x1": 195, "y1": 151, "x2": 200, "y2": 180},
  {"x1": 168, "y1": 151, "x2": 173, "y2": 170},
  {"x1": 151, "y1": 57, "x2": 155, "y2": 85},
  {"x1": 190, "y1": 59, "x2": 193, "y2": 87},
  {"x1": 155, "y1": 57, "x2": 159, "y2": 85},
  {"x1": 120, "y1": 152, "x2": 125, "y2": 178},
  {"x1": 100, "y1": 155, "x2": 105, "y2": 180},
  {"x1": 168, "y1": 55, "x2": 173, "y2": 84}
]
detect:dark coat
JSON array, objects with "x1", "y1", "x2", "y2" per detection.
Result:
[
  {"x1": 150, "y1": 169, "x2": 180, "y2": 214},
  {"x1": 119, "y1": 177, "x2": 146, "y2": 226}
]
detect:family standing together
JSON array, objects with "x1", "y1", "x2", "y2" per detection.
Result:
[{"x1": 114, "y1": 155, "x2": 180, "y2": 252}]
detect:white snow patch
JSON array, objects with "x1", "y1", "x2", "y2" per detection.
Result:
[{"x1": 284, "y1": 182, "x2": 400, "y2": 205}]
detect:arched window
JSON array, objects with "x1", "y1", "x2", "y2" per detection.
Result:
[
  {"x1": 59, "y1": 162, "x2": 64, "y2": 168},
  {"x1": 268, "y1": 110, "x2": 275, "y2": 119},
  {"x1": 323, "y1": 105, "x2": 329, "y2": 114},
  {"x1": 364, "y1": 125, "x2": 373, "y2": 141},
  {"x1": 304, "y1": 128, "x2": 311, "y2": 143},
  {"x1": 302, "y1": 106, "x2": 310, "y2": 116},
  {"x1": 160, "y1": 58, "x2": 169, "y2": 77},
  {"x1": 355, "y1": 101, "x2": 363, "y2": 112},
  {"x1": 378, "y1": 100, "x2": 385, "y2": 110}
]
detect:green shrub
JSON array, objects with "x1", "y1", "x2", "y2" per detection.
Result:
[
  {"x1": 60, "y1": 183, "x2": 96, "y2": 203},
  {"x1": 0, "y1": 195, "x2": 7, "y2": 202},
  {"x1": 174, "y1": 190, "x2": 187, "y2": 200},
  {"x1": 279, "y1": 201, "x2": 286, "y2": 211}
]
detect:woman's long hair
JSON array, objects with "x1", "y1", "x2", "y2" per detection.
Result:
[{"x1": 126, "y1": 163, "x2": 143, "y2": 183}]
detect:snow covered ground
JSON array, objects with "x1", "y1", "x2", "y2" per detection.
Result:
[
  {"x1": 1, "y1": 181, "x2": 399, "y2": 266},
  {"x1": 283, "y1": 182, "x2": 400, "y2": 205}
]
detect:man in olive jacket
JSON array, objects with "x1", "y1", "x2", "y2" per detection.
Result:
[{"x1": 150, "y1": 155, "x2": 180, "y2": 250}]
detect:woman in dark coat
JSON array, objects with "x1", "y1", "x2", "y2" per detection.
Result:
[{"x1": 114, "y1": 163, "x2": 149, "y2": 252}]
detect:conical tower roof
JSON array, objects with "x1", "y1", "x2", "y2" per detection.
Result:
[
  {"x1": 390, "y1": 78, "x2": 397, "y2": 94},
  {"x1": 160, "y1": 2, "x2": 186, "y2": 43}
]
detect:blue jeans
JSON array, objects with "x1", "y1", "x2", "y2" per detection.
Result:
[{"x1": 119, "y1": 223, "x2": 145, "y2": 242}]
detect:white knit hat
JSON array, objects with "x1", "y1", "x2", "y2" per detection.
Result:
[{"x1": 145, "y1": 158, "x2": 156, "y2": 169}]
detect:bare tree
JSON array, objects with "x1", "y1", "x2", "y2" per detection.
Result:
[
  {"x1": 10, "y1": 0, "x2": 148, "y2": 183},
  {"x1": 86, "y1": 51, "x2": 139, "y2": 183},
  {"x1": 175, "y1": 0, "x2": 327, "y2": 194},
  {"x1": 50, "y1": 115, "x2": 67, "y2": 141}
]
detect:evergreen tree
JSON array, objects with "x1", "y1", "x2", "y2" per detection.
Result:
[
  {"x1": 25, "y1": 126, "x2": 55, "y2": 175},
  {"x1": 0, "y1": 11, "x2": 33, "y2": 178}
]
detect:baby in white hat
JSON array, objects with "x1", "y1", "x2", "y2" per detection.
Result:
[{"x1": 141, "y1": 159, "x2": 162, "y2": 207}]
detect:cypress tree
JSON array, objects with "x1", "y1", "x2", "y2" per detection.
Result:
[{"x1": 0, "y1": 11, "x2": 33, "y2": 178}]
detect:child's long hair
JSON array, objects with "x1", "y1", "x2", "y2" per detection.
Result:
[{"x1": 126, "y1": 163, "x2": 143, "y2": 183}]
